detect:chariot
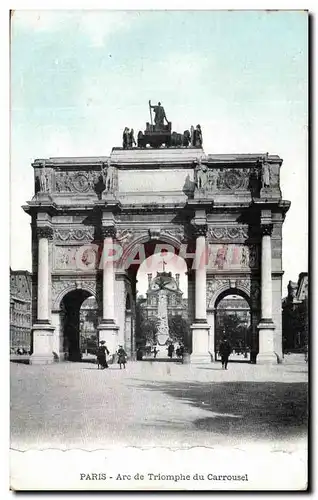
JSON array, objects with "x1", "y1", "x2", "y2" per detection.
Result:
[{"x1": 137, "y1": 122, "x2": 172, "y2": 148}]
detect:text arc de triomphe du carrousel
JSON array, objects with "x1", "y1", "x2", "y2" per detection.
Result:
[{"x1": 23, "y1": 101, "x2": 290, "y2": 365}]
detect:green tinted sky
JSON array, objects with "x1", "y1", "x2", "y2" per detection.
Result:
[{"x1": 11, "y1": 10, "x2": 308, "y2": 292}]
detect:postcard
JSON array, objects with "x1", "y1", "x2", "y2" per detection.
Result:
[{"x1": 10, "y1": 9, "x2": 308, "y2": 491}]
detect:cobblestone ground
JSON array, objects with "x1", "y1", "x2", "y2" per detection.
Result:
[{"x1": 10, "y1": 355, "x2": 308, "y2": 451}]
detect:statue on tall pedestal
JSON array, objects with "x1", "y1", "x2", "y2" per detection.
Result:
[{"x1": 156, "y1": 289, "x2": 170, "y2": 346}]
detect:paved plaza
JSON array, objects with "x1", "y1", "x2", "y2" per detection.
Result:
[{"x1": 11, "y1": 356, "x2": 308, "y2": 452}]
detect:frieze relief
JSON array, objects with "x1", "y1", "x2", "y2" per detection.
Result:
[
  {"x1": 116, "y1": 229, "x2": 135, "y2": 247},
  {"x1": 160, "y1": 227, "x2": 185, "y2": 243},
  {"x1": 208, "y1": 244, "x2": 259, "y2": 270},
  {"x1": 54, "y1": 227, "x2": 95, "y2": 242},
  {"x1": 235, "y1": 279, "x2": 251, "y2": 293},
  {"x1": 53, "y1": 245, "x2": 99, "y2": 270},
  {"x1": 52, "y1": 279, "x2": 98, "y2": 308},
  {"x1": 207, "y1": 279, "x2": 230, "y2": 307},
  {"x1": 195, "y1": 162, "x2": 250, "y2": 193},
  {"x1": 206, "y1": 277, "x2": 260, "y2": 309},
  {"x1": 220, "y1": 168, "x2": 250, "y2": 190},
  {"x1": 55, "y1": 171, "x2": 100, "y2": 193},
  {"x1": 52, "y1": 165, "x2": 118, "y2": 195},
  {"x1": 208, "y1": 226, "x2": 248, "y2": 242},
  {"x1": 116, "y1": 227, "x2": 185, "y2": 249}
]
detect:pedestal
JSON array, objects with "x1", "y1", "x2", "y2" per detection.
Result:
[
  {"x1": 30, "y1": 322, "x2": 55, "y2": 365},
  {"x1": 257, "y1": 320, "x2": 278, "y2": 364},
  {"x1": 190, "y1": 322, "x2": 211, "y2": 364},
  {"x1": 97, "y1": 320, "x2": 119, "y2": 356},
  {"x1": 153, "y1": 344, "x2": 169, "y2": 359}
]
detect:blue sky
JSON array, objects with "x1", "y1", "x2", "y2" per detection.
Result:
[{"x1": 10, "y1": 10, "x2": 308, "y2": 295}]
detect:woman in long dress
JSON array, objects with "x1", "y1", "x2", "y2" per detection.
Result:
[{"x1": 117, "y1": 345, "x2": 127, "y2": 369}]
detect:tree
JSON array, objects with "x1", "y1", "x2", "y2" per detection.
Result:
[
  {"x1": 135, "y1": 298, "x2": 158, "y2": 346},
  {"x1": 216, "y1": 312, "x2": 251, "y2": 349},
  {"x1": 168, "y1": 314, "x2": 190, "y2": 344}
]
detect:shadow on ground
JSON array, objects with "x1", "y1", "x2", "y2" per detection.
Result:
[{"x1": 133, "y1": 380, "x2": 308, "y2": 440}]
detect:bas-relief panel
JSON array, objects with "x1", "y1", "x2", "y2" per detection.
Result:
[
  {"x1": 199, "y1": 167, "x2": 250, "y2": 192},
  {"x1": 54, "y1": 171, "x2": 98, "y2": 193},
  {"x1": 208, "y1": 226, "x2": 248, "y2": 241},
  {"x1": 206, "y1": 277, "x2": 260, "y2": 309},
  {"x1": 51, "y1": 279, "x2": 100, "y2": 309},
  {"x1": 208, "y1": 244, "x2": 259, "y2": 271},
  {"x1": 53, "y1": 246, "x2": 99, "y2": 271},
  {"x1": 54, "y1": 227, "x2": 95, "y2": 242}
]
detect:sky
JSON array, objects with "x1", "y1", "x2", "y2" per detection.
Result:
[{"x1": 10, "y1": 10, "x2": 308, "y2": 297}]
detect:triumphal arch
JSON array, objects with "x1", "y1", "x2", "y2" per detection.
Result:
[{"x1": 23, "y1": 105, "x2": 290, "y2": 365}]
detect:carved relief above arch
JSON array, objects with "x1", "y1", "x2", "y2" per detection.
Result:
[
  {"x1": 206, "y1": 278, "x2": 251, "y2": 309},
  {"x1": 117, "y1": 227, "x2": 185, "y2": 270},
  {"x1": 52, "y1": 279, "x2": 98, "y2": 310}
]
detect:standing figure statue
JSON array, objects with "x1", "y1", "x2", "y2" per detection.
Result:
[
  {"x1": 122, "y1": 127, "x2": 130, "y2": 149},
  {"x1": 193, "y1": 124, "x2": 203, "y2": 148},
  {"x1": 39, "y1": 167, "x2": 51, "y2": 193},
  {"x1": 262, "y1": 152, "x2": 271, "y2": 188},
  {"x1": 102, "y1": 160, "x2": 114, "y2": 192},
  {"x1": 190, "y1": 125, "x2": 195, "y2": 146},
  {"x1": 195, "y1": 158, "x2": 208, "y2": 190},
  {"x1": 137, "y1": 130, "x2": 144, "y2": 148},
  {"x1": 182, "y1": 130, "x2": 191, "y2": 147},
  {"x1": 208, "y1": 168, "x2": 218, "y2": 190},
  {"x1": 149, "y1": 100, "x2": 168, "y2": 129},
  {"x1": 128, "y1": 128, "x2": 136, "y2": 148}
]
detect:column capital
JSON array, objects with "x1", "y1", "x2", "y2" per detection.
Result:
[
  {"x1": 37, "y1": 226, "x2": 53, "y2": 240},
  {"x1": 101, "y1": 226, "x2": 116, "y2": 239},
  {"x1": 192, "y1": 224, "x2": 208, "y2": 238},
  {"x1": 260, "y1": 224, "x2": 273, "y2": 236}
]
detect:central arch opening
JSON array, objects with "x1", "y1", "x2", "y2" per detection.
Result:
[
  {"x1": 215, "y1": 292, "x2": 251, "y2": 362},
  {"x1": 129, "y1": 241, "x2": 189, "y2": 360}
]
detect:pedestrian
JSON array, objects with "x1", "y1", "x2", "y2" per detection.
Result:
[
  {"x1": 304, "y1": 342, "x2": 308, "y2": 363},
  {"x1": 219, "y1": 337, "x2": 232, "y2": 370},
  {"x1": 96, "y1": 340, "x2": 109, "y2": 369},
  {"x1": 136, "y1": 347, "x2": 143, "y2": 361},
  {"x1": 179, "y1": 344, "x2": 184, "y2": 357},
  {"x1": 117, "y1": 345, "x2": 127, "y2": 369},
  {"x1": 167, "y1": 343, "x2": 174, "y2": 359},
  {"x1": 153, "y1": 346, "x2": 159, "y2": 359}
]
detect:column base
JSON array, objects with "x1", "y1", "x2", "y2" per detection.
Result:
[
  {"x1": 190, "y1": 353, "x2": 212, "y2": 364},
  {"x1": 97, "y1": 321, "x2": 119, "y2": 356},
  {"x1": 256, "y1": 352, "x2": 279, "y2": 365},
  {"x1": 190, "y1": 322, "x2": 211, "y2": 364},
  {"x1": 30, "y1": 323, "x2": 55, "y2": 365},
  {"x1": 30, "y1": 354, "x2": 55, "y2": 365},
  {"x1": 257, "y1": 320, "x2": 277, "y2": 365}
]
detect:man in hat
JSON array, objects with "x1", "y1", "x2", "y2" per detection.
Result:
[
  {"x1": 117, "y1": 345, "x2": 127, "y2": 369},
  {"x1": 219, "y1": 337, "x2": 232, "y2": 370},
  {"x1": 96, "y1": 340, "x2": 110, "y2": 369}
]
